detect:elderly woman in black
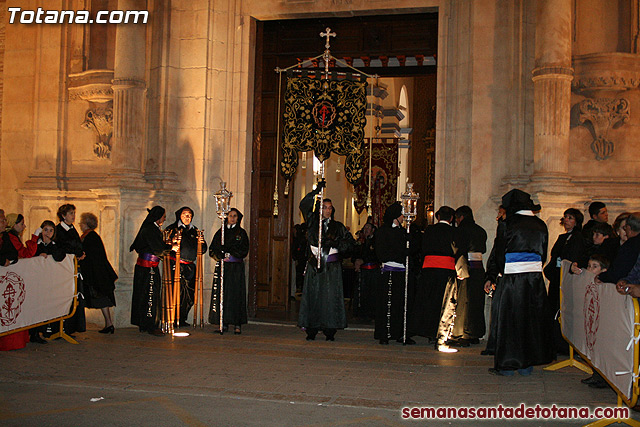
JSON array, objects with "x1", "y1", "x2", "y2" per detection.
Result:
[
  {"x1": 209, "y1": 208, "x2": 249, "y2": 335},
  {"x1": 79, "y1": 213, "x2": 118, "y2": 334},
  {"x1": 54, "y1": 204, "x2": 86, "y2": 336},
  {"x1": 543, "y1": 207, "x2": 586, "y2": 356}
]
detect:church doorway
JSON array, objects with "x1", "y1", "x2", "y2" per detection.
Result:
[{"x1": 249, "y1": 13, "x2": 438, "y2": 320}]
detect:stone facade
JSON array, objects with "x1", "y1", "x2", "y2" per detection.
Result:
[{"x1": 1, "y1": 0, "x2": 639, "y2": 325}]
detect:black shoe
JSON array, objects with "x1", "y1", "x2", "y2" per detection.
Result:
[
  {"x1": 480, "y1": 349, "x2": 494, "y2": 356},
  {"x1": 234, "y1": 326, "x2": 241, "y2": 335},
  {"x1": 148, "y1": 328, "x2": 164, "y2": 337},
  {"x1": 325, "y1": 335, "x2": 335, "y2": 341},
  {"x1": 379, "y1": 339, "x2": 389, "y2": 345},
  {"x1": 306, "y1": 332, "x2": 316, "y2": 341},
  {"x1": 581, "y1": 375, "x2": 597, "y2": 385},
  {"x1": 397, "y1": 337, "x2": 416, "y2": 345},
  {"x1": 180, "y1": 321, "x2": 191, "y2": 328},
  {"x1": 98, "y1": 326, "x2": 115, "y2": 334},
  {"x1": 222, "y1": 325, "x2": 229, "y2": 332},
  {"x1": 30, "y1": 334, "x2": 47, "y2": 344}
]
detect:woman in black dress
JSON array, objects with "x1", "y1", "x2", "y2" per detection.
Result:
[
  {"x1": 54, "y1": 204, "x2": 86, "y2": 335},
  {"x1": 543, "y1": 208, "x2": 585, "y2": 355},
  {"x1": 79, "y1": 213, "x2": 118, "y2": 334},
  {"x1": 209, "y1": 208, "x2": 249, "y2": 334}
]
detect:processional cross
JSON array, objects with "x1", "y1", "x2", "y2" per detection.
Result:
[
  {"x1": 315, "y1": 27, "x2": 336, "y2": 268},
  {"x1": 320, "y1": 27, "x2": 336, "y2": 79}
]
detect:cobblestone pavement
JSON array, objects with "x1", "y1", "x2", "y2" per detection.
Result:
[{"x1": 0, "y1": 321, "x2": 635, "y2": 426}]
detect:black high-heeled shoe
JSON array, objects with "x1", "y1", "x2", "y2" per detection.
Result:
[
  {"x1": 99, "y1": 325, "x2": 115, "y2": 334},
  {"x1": 234, "y1": 326, "x2": 241, "y2": 335}
]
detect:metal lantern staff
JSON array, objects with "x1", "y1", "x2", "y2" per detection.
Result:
[
  {"x1": 400, "y1": 183, "x2": 419, "y2": 345},
  {"x1": 213, "y1": 181, "x2": 233, "y2": 334}
]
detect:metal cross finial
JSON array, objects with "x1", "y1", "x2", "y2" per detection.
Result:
[{"x1": 320, "y1": 27, "x2": 336, "y2": 50}]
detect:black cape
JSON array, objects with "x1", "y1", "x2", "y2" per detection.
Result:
[
  {"x1": 208, "y1": 224, "x2": 249, "y2": 326},
  {"x1": 491, "y1": 213, "x2": 554, "y2": 370},
  {"x1": 297, "y1": 187, "x2": 354, "y2": 330}
]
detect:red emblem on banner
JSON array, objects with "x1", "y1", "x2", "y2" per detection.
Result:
[
  {"x1": 0, "y1": 272, "x2": 26, "y2": 326},
  {"x1": 312, "y1": 101, "x2": 336, "y2": 129},
  {"x1": 583, "y1": 281, "x2": 600, "y2": 355}
]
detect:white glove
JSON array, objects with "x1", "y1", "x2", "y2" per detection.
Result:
[{"x1": 34, "y1": 227, "x2": 42, "y2": 236}]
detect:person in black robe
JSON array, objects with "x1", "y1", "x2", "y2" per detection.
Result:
[
  {"x1": 353, "y1": 221, "x2": 378, "y2": 321},
  {"x1": 450, "y1": 205, "x2": 487, "y2": 346},
  {"x1": 543, "y1": 208, "x2": 585, "y2": 355},
  {"x1": 79, "y1": 213, "x2": 118, "y2": 334},
  {"x1": 298, "y1": 180, "x2": 355, "y2": 341},
  {"x1": 54, "y1": 204, "x2": 86, "y2": 335},
  {"x1": 130, "y1": 206, "x2": 174, "y2": 336},
  {"x1": 481, "y1": 206, "x2": 507, "y2": 356},
  {"x1": 208, "y1": 208, "x2": 249, "y2": 334},
  {"x1": 488, "y1": 189, "x2": 554, "y2": 376},
  {"x1": 409, "y1": 206, "x2": 467, "y2": 352},
  {"x1": 374, "y1": 202, "x2": 415, "y2": 345},
  {"x1": 165, "y1": 207, "x2": 207, "y2": 327}
]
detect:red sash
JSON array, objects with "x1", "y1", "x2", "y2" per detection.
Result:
[{"x1": 422, "y1": 255, "x2": 455, "y2": 270}]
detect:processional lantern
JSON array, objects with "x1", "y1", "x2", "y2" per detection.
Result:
[
  {"x1": 214, "y1": 181, "x2": 232, "y2": 219},
  {"x1": 400, "y1": 182, "x2": 419, "y2": 346},
  {"x1": 400, "y1": 182, "x2": 419, "y2": 224},
  {"x1": 213, "y1": 181, "x2": 233, "y2": 335}
]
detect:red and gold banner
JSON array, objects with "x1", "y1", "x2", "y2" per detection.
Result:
[{"x1": 354, "y1": 140, "x2": 399, "y2": 226}]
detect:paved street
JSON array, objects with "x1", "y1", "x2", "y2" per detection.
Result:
[{"x1": 0, "y1": 321, "x2": 634, "y2": 426}]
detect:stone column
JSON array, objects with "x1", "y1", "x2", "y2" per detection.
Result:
[
  {"x1": 111, "y1": 0, "x2": 147, "y2": 180},
  {"x1": 531, "y1": 0, "x2": 573, "y2": 188}
]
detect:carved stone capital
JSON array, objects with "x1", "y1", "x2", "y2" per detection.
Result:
[
  {"x1": 81, "y1": 106, "x2": 114, "y2": 159},
  {"x1": 577, "y1": 98, "x2": 630, "y2": 161},
  {"x1": 68, "y1": 69, "x2": 114, "y2": 103},
  {"x1": 572, "y1": 53, "x2": 640, "y2": 95}
]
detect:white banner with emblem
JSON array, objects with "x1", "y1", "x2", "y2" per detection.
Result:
[
  {"x1": 561, "y1": 259, "x2": 637, "y2": 400},
  {"x1": 0, "y1": 255, "x2": 76, "y2": 335}
]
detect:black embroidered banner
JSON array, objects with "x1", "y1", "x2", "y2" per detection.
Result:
[{"x1": 281, "y1": 77, "x2": 368, "y2": 184}]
